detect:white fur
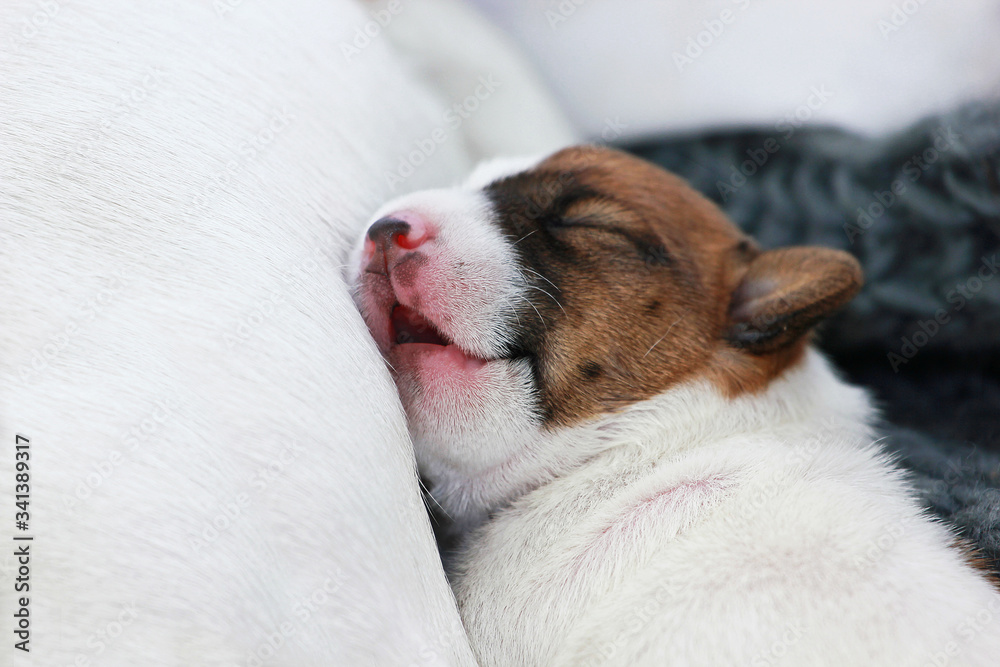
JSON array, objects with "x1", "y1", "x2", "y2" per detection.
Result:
[
  {"x1": 375, "y1": 0, "x2": 576, "y2": 160},
  {"x1": 351, "y1": 161, "x2": 1000, "y2": 666},
  {"x1": 0, "y1": 1, "x2": 575, "y2": 664},
  {"x1": 465, "y1": 154, "x2": 551, "y2": 189},
  {"x1": 456, "y1": 352, "x2": 1000, "y2": 666}
]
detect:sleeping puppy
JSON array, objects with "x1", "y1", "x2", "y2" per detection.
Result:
[{"x1": 350, "y1": 146, "x2": 1000, "y2": 666}]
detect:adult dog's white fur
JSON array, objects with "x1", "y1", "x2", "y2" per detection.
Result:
[
  {"x1": 350, "y1": 156, "x2": 1000, "y2": 666},
  {"x1": 0, "y1": 1, "x2": 573, "y2": 664}
]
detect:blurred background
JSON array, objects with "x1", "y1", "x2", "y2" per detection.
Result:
[{"x1": 468, "y1": 0, "x2": 1000, "y2": 138}]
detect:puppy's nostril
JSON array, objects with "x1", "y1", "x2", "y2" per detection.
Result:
[
  {"x1": 367, "y1": 213, "x2": 432, "y2": 251},
  {"x1": 396, "y1": 226, "x2": 428, "y2": 250},
  {"x1": 367, "y1": 217, "x2": 411, "y2": 245}
]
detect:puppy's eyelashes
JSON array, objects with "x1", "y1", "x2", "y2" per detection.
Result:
[
  {"x1": 539, "y1": 215, "x2": 592, "y2": 230},
  {"x1": 552, "y1": 220, "x2": 673, "y2": 268}
]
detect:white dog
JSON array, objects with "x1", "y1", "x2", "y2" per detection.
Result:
[
  {"x1": 0, "y1": 0, "x2": 574, "y2": 664},
  {"x1": 350, "y1": 146, "x2": 1000, "y2": 666}
]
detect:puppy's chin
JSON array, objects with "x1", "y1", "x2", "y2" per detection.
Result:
[{"x1": 393, "y1": 355, "x2": 541, "y2": 479}]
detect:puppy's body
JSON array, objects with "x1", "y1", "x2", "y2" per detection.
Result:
[
  {"x1": 351, "y1": 147, "x2": 1000, "y2": 666},
  {"x1": 456, "y1": 354, "x2": 1000, "y2": 665}
]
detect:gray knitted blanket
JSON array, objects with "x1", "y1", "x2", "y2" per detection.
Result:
[{"x1": 627, "y1": 103, "x2": 1000, "y2": 570}]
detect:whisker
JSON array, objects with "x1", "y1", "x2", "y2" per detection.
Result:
[
  {"x1": 417, "y1": 478, "x2": 453, "y2": 522},
  {"x1": 644, "y1": 314, "x2": 687, "y2": 358},
  {"x1": 522, "y1": 267, "x2": 561, "y2": 293},
  {"x1": 518, "y1": 295, "x2": 547, "y2": 330},
  {"x1": 527, "y1": 285, "x2": 567, "y2": 317},
  {"x1": 499, "y1": 294, "x2": 522, "y2": 327},
  {"x1": 512, "y1": 229, "x2": 537, "y2": 245}
]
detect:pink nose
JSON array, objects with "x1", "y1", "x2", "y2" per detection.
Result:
[
  {"x1": 363, "y1": 211, "x2": 434, "y2": 274},
  {"x1": 363, "y1": 212, "x2": 432, "y2": 260}
]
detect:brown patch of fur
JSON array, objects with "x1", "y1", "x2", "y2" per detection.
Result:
[
  {"x1": 727, "y1": 247, "x2": 863, "y2": 354},
  {"x1": 950, "y1": 537, "x2": 1000, "y2": 592},
  {"x1": 485, "y1": 146, "x2": 862, "y2": 427}
]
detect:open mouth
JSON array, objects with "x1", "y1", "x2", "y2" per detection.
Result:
[
  {"x1": 386, "y1": 303, "x2": 495, "y2": 374},
  {"x1": 390, "y1": 304, "x2": 451, "y2": 347}
]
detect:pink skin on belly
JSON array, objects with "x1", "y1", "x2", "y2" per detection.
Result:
[{"x1": 569, "y1": 474, "x2": 734, "y2": 578}]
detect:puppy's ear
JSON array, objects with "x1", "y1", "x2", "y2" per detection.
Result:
[{"x1": 726, "y1": 247, "x2": 862, "y2": 354}]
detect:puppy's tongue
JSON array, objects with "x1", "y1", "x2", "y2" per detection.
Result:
[{"x1": 391, "y1": 304, "x2": 448, "y2": 346}]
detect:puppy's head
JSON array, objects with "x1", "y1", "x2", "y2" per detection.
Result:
[{"x1": 350, "y1": 147, "x2": 861, "y2": 503}]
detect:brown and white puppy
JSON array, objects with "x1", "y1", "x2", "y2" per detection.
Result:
[{"x1": 350, "y1": 147, "x2": 1000, "y2": 666}]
